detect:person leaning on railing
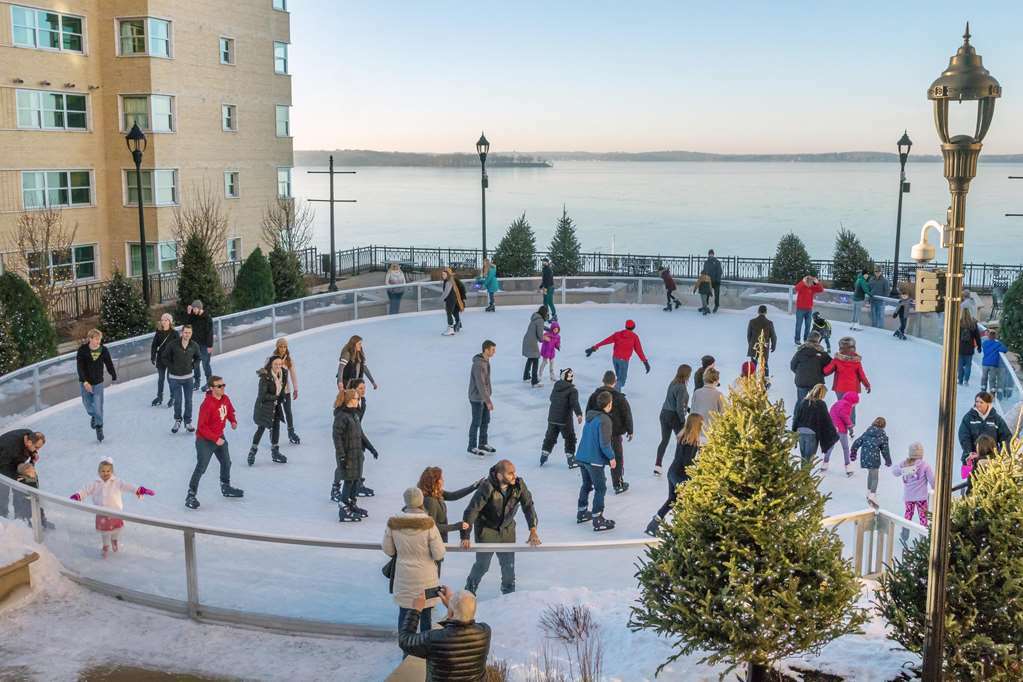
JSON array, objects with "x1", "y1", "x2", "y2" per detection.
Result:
[{"x1": 0, "y1": 429, "x2": 52, "y2": 528}]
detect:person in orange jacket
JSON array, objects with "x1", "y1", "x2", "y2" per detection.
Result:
[
  {"x1": 793, "y1": 275, "x2": 824, "y2": 345},
  {"x1": 585, "y1": 320, "x2": 650, "y2": 391},
  {"x1": 822, "y1": 336, "x2": 871, "y2": 426}
]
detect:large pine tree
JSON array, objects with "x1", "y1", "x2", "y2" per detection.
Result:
[
  {"x1": 0, "y1": 272, "x2": 57, "y2": 367},
  {"x1": 268, "y1": 246, "x2": 307, "y2": 302},
  {"x1": 999, "y1": 273, "x2": 1023, "y2": 355},
  {"x1": 231, "y1": 246, "x2": 275, "y2": 311},
  {"x1": 831, "y1": 227, "x2": 874, "y2": 291},
  {"x1": 492, "y1": 213, "x2": 537, "y2": 277},
  {"x1": 631, "y1": 375, "x2": 866, "y2": 678},
  {"x1": 877, "y1": 440, "x2": 1023, "y2": 680},
  {"x1": 547, "y1": 206, "x2": 583, "y2": 275},
  {"x1": 177, "y1": 234, "x2": 227, "y2": 318},
  {"x1": 99, "y1": 270, "x2": 152, "y2": 341},
  {"x1": 769, "y1": 233, "x2": 818, "y2": 284}
]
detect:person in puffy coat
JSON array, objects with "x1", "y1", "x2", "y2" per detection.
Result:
[
  {"x1": 399, "y1": 587, "x2": 492, "y2": 681},
  {"x1": 332, "y1": 388, "x2": 378, "y2": 521},
  {"x1": 790, "y1": 332, "x2": 832, "y2": 403},
  {"x1": 538, "y1": 321, "x2": 561, "y2": 382},
  {"x1": 822, "y1": 336, "x2": 871, "y2": 425},
  {"x1": 957, "y1": 391, "x2": 1012, "y2": 464},
  {"x1": 150, "y1": 313, "x2": 178, "y2": 407},
  {"x1": 660, "y1": 266, "x2": 681, "y2": 311},
  {"x1": 540, "y1": 368, "x2": 583, "y2": 468},
  {"x1": 585, "y1": 371, "x2": 634, "y2": 493},
  {"x1": 383, "y1": 487, "x2": 445, "y2": 635},
  {"x1": 585, "y1": 320, "x2": 650, "y2": 391},
  {"x1": 248, "y1": 356, "x2": 289, "y2": 465},
  {"x1": 70, "y1": 457, "x2": 153, "y2": 558},
  {"x1": 893, "y1": 442, "x2": 934, "y2": 526},
  {"x1": 850, "y1": 416, "x2": 892, "y2": 505},
  {"x1": 791, "y1": 383, "x2": 838, "y2": 465},
  {"x1": 822, "y1": 392, "x2": 858, "y2": 475},
  {"x1": 521, "y1": 306, "x2": 549, "y2": 387}
]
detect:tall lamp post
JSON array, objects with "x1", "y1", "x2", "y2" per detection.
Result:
[
  {"x1": 476, "y1": 132, "x2": 490, "y2": 259},
  {"x1": 915, "y1": 25, "x2": 1000, "y2": 681},
  {"x1": 125, "y1": 123, "x2": 150, "y2": 305},
  {"x1": 891, "y1": 131, "x2": 912, "y2": 296}
]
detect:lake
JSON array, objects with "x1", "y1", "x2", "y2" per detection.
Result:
[{"x1": 294, "y1": 161, "x2": 1023, "y2": 264}]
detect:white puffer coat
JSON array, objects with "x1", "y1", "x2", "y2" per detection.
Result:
[{"x1": 382, "y1": 510, "x2": 446, "y2": 609}]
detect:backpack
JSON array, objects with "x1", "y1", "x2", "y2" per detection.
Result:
[{"x1": 959, "y1": 327, "x2": 974, "y2": 345}]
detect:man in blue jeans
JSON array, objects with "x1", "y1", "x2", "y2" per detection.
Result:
[
  {"x1": 76, "y1": 329, "x2": 117, "y2": 442},
  {"x1": 868, "y1": 267, "x2": 890, "y2": 328},
  {"x1": 187, "y1": 300, "x2": 214, "y2": 391},
  {"x1": 574, "y1": 391, "x2": 617, "y2": 532},
  {"x1": 467, "y1": 340, "x2": 497, "y2": 456},
  {"x1": 161, "y1": 325, "x2": 202, "y2": 434},
  {"x1": 792, "y1": 276, "x2": 823, "y2": 344}
]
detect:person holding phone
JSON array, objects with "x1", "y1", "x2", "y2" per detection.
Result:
[
  {"x1": 383, "y1": 487, "x2": 445, "y2": 636},
  {"x1": 399, "y1": 586, "x2": 491, "y2": 679}
]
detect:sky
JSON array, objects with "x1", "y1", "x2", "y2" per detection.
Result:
[{"x1": 289, "y1": 1, "x2": 1023, "y2": 154}]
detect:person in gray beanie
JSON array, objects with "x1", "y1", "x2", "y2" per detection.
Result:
[
  {"x1": 187, "y1": 299, "x2": 215, "y2": 391},
  {"x1": 383, "y1": 486, "x2": 445, "y2": 636}
]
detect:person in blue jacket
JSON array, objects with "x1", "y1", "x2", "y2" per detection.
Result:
[
  {"x1": 480, "y1": 258, "x2": 500, "y2": 312},
  {"x1": 574, "y1": 391, "x2": 617, "y2": 532},
  {"x1": 980, "y1": 329, "x2": 1008, "y2": 395}
]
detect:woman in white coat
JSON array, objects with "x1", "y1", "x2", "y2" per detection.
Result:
[{"x1": 383, "y1": 486, "x2": 446, "y2": 635}]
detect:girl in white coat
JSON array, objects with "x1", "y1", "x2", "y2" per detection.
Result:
[
  {"x1": 382, "y1": 486, "x2": 445, "y2": 636},
  {"x1": 70, "y1": 457, "x2": 154, "y2": 558}
]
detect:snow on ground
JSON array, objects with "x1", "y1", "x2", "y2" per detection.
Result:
[{"x1": 2, "y1": 303, "x2": 969, "y2": 679}]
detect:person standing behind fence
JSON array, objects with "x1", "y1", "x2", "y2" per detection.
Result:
[
  {"x1": 186, "y1": 300, "x2": 214, "y2": 392},
  {"x1": 702, "y1": 249, "x2": 723, "y2": 313},
  {"x1": 77, "y1": 329, "x2": 117, "y2": 443},
  {"x1": 481, "y1": 258, "x2": 499, "y2": 312},
  {"x1": 660, "y1": 266, "x2": 681, "y2": 311},
  {"x1": 521, "y1": 306, "x2": 548, "y2": 388},
  {"x1": 440, "y1": 268, "x2": 465, "y2": 335},
  {"x1": 793, "y1": 275, "x2": 823, "y2": 345},
  {"x1": 540, "y1": 256, "x2": 557, "y2": 321},
  {"x1": 868, "y1": 267, "x2": 890, "y2": 328},
  {"x1": 161, "y1": 325, "x2": 201, "y2": 434},
  {"x1": 150, "y1": 314, "x2": 177, "y2": 408},
  {"x1": 850, "y1": 269, "x2": 871, "y2": 331},
  {"x1": 385, "y1": 262, "x2": 407, "y2": 315},
  {"x1": 980, "y1": 330, "x2": 1008, "y2": 394},
  {"x1": 0, "y1": 430, "x2": 48, "y2": 526}
]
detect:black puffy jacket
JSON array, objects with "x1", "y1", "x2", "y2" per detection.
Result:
[
  {"x1": 0, "y1": 429, "x2": 34, "y2": 479},
  {"x1": 461, "y1": 465, "x2": 538, "y2": 540},
  {"x1": 399, "y1": 610, "x2": 492, "y2": 682},
  {"x1": 791, "y1": 397, "x2": 840, "y2": 453},
  {"x1": 188, "y1": 311, "x2": 214, "y2": 348},
  {"x1": 252, "y1": 368, "x2": 288, "y2": 428},
  {"x1": 790, "y1": 343, "x2": 832, "y2": 389},
  {"x1": 547, "y1": 380, "x2": 582, "y2": 425},
  {"x1": 585, "y1": 386, "x2": 633, "y2": 436},
  {"x1": 332, "y1": 405, "x2": 376, "y2": 480},
  {"x1": 958, "y1": 407, "x2": 1011, "y2": 462}
]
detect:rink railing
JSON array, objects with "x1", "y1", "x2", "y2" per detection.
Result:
[{"x1": 1, "y1": 474, "x2": 926, "y2": 638}]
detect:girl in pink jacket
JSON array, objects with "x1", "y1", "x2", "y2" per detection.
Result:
[
  {"x1": 70, "y1": 457, "x2": 154, "y2": 558},
  {"x1": 539, "y1": 321, "x2": 561, "y2": 382},
  {"x1": 822, "y1": 392, "x2": 859, "y2": 477}
]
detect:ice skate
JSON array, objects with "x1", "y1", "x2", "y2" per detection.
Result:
[
  {"x1": 112, "y1": 539, "x2": 119, "y2": 553},
  {"x1": 351, "y1": 504, "x2": 369, "y2": 518},
  {"x1": 185, "y1": 422, "x2": 195, "y2": 433},
  {"x1": 288, "y1": 429, "x2": 301, "y2": 445},
  {"x1": 90, "y1": 416, "x2": 96, "y2": 429},
  {"x1": 845, "y1": 465, "x2": 855, "y2": 478},
  {"x1": 566, "y1": 454, "x2": 579, "y2": 469},
  {"x1": 866, "y1": 492, "x2": 879, "y2": 508},
  {"x1": 576, "y1": 509, "x2": 593, "y2": 524},
  {"x1": 540, "y1": 450, "x2": 550, "y2": 466},
  {"x1": 663, "y1": 305, "x2": 672, "y2": 312},
  {"x1": 442, "y1": 326, "x2": 455, "y2": 336},
  {"x1": 185, "y1": 492, "x2": 200, "y2": 510},
  {"x1": 592, "y1": 515, "x2": 616, "y2": 532},
  {"x1": 338, "y1": 505, "x2": 362, "y2": 522},
  {"x1": 468, "y1": 446, "x2": 486, "y2": 457},
  {"x1": 151, "y1": 397, "x2": 162, "y2": 407},
  {"x1": 454, "y1": 321, "x2": 462, "y2": 333},
  {"x1": 95, "y1": 426, "x2": 104, "y2": 442},
  {"x1": 330, "y1": 484, "x2": 342, "y2": 502},
  {"x1": 613, "y1": 481, "x2": 630, "y2": 495},
  {"x1": 653, "y1": 465, "x2": 662, "y2": 477},
  {"x1": 357, "y1": 483, "x2": 375, "y2": 497},
  {"x1": 478, "y1": 444, "x2": 496, "y2": 454},
  {"x1": 172, "y1": 419, "x2": 182, "y2": 434},
  {"x1": 644, "y1": 516, "x2": 662, "y2": 537},
  {"x1": 820, "y1": 461, "x2": 829, "y2": 473},
  {"x1": 247, "y1": 445, "x2": 257, "y2": 466},
  {"x1": 221, "y1": 483, "x2": 244, "y2": 498},
  {"x1": 674, "y1": 299, "x2": 681, "y2": 309},
  {"x1": 271, "y1": 446, "x2": 288, "y2": 464},
  {"x1": 102, "y1": 545, "x2": 109, "y2": 559}
]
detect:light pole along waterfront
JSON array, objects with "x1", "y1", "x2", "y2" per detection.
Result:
[
  {"x1": 477, "y1": 132, "x2": 490, "y2": 259},
  {"x1": 918, "y1": 24, "x2": 1001, "y2": 682},
  {"x1": 125, "y1": 123, "x2": 150, "y2": 305},
  {"x1": 891, "y1": 130, "x2": 912, "y2": 296}
]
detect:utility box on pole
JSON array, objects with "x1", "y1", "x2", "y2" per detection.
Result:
[{"x1": 915, "y1": 268, "x2": 946, "y2": 313}]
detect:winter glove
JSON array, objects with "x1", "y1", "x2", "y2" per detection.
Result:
[
  {"x1": 370, "y1": 448, "x2": 379, "y2": 460},
  {"x1": 643, "y1": 360, "x2": 651, "y2": 374},
  {"x1": 136, "y1": 487, "x2": 155, "y2": 497},
  {"x1": 850, "y1": 450, "x2": 857, "y2": 462},
  {"x1": 585, "y1": 347, "x2": 596, "y2": 358},
  {"x1": 70, "y1": 493, "x2": 81, "y2": 501}
]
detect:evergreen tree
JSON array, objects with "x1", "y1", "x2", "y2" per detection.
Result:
[
  {"x1": 0, "y1": 272, "x2": 57, "y2": 367},
  {"x1": 877, "y1": 440, "x2": 1023, "y2": 680},
  {"x1": 547, "y1": 206, "x2": 583, "y2": 275},
  {"x1": 831, "y1": 227, "x2": 874, "y2": 291},
  {"x1": 99, "y1": 270, "x2": 152, "y2": 341},
  {"x1": 231, "y1": 247, "x2": 276, "y2": 311},
  {"x1": 0, "y1": 313, "x2": 20, "y2": 376},
  {"x1": 492, "y1": 213, "x2": 537, "y2": 277},
  {"x1": 177, "y1": 234, "x2": 227, "y2": 318},
  {"x1": 268, "y1": 246, "x2": 307, "y2": 303},
  {"x1": 631, "y1": 375, "x2": 866, "y2": 678},
  {"x1": 769, "y1": 232, "x2": 818, "y2": 284},
  {"x1": 999, "y1": 273, "x2": 1023, "y2": 355}
]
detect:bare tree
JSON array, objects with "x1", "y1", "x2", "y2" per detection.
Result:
[
  {"x1": 173, "y1": 179, "x2": 230, "y2": 261},
  {"x1": 261, "y1": 196, "x2": 315, "y2": 253},
  {"x1": 6, "y1": 207, "x2": 78, "y2": 317}
]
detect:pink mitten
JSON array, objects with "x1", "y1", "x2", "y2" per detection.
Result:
[
  {"x1": 70, "y1": 493, "x2": 81, "y2": 501},
  {"x1": 136, "y1": 486, "x2": 155, "y2": 497}
]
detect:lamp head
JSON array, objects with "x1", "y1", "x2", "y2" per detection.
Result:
[
  {"x1": 897, "y1": 130, "x2": 912, "y2": 156},
  {"x1": 928, "y1": 24, "x2": 1001, "y2": 144},
  {"x1": 125, "y1": 122, "x2": 147, "y2": 155},
  {"x1": 476, "y1": 132, "x2": 490, "y2": 163}
]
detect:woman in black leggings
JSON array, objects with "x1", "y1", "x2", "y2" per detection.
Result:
[
  {"x1": 248, "y1": 356, "x2": 289, "y2": 465},
  {"x1": 272, "y1": 337, "x2": 301, "y2": 444},
  {"x1": 654, "y1": 364, "x2": 690, "y2": 476},
  {"x1": 645, "y1": 413, "x2": 702, "y2": 536}
]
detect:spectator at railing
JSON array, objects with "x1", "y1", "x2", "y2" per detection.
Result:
[
  {"x1": 702, "y1": 249, "x2": 723, "y2": 313},
  {"x1": 793, "y1": 275, "x2": 823, "y2": 344},
  {"x1": 385, "y1": 263, "x2": 407, "y2": 315},
  {"x1": 980, "y1": 330, "x2": 1008, "y2": 395},
  {"x1": 0, "y1": 430, "x2": 49, "y2": 527},
  {"x1": 383, "y1": 487, "x2": 445, "y2": 637},
  {"x1": 868, "y1": 267, "x2": 890, "y2": 328},
  {"x1": 850, "y1": 269, "x2": 871, "y2": 331},
  {"x1": 399, "y1": 586, "x2": 491, "y2": 681}
]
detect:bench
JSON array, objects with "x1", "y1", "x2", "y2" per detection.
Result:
[{"x1": 0, "y1": 549, "x2": 40, "y2": 603}]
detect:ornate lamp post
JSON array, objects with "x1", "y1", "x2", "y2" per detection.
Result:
[
  {"x1": 125, "y1": 123, "x2": 150, "y2": 305},
  {"x1": 918, "y1": 24, "x2": 1000, "y2": 681},
  {"x1": 476, "y1": 132, "x2": 490, "y2": 259},
  {"x1": 890, "y1": 131, "x2": 912, "y2": 295}
]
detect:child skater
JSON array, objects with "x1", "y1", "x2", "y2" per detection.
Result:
[
  {"x1": 850, "y1": 416, "x2": 892, "y2": 507},
  {"x1": 539, "y1": 321, "x2": 561, "y2": 382},
  {"x1": 893, "y1": 442, "x2": 934, "y2": 526},
  {"x1": 540, "y1": 368, "x2": 583, "y2": 468},
  {"x1": 694, "y1": 273, "x2": 713, "y2": 315},
  {"x1": 822, "y1": 392, "x2": 858, "y2": 476},
  {"x1": 70, "y1": 457, "x2": 154, "y2": 558},
  {"x1": 811, "y1": 311, "x2": 832, "y2": 352},
  {"x1": 891, "y1": 290, "x2": 911, "y2": 340}
]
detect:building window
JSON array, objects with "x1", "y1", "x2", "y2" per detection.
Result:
[
  {"x1": 21, "y1": 171, "x2": 92, "y2": 209},
  {"x1": 226, "y1": 238, "x2": 242, "y2": 262},
  {"x1": 222, "y1": 104, "x2": 237, "y2": 131},
  {"x1": 27, "y1": 244, "x2": 97, "y2": 282},
  {"x1": 12, "y1": 5, "x2": 84, "y2": 53},
  {"x1": 128, "y1": 241, "x2": 178, "y2": 277},
  {"x1": 16, "y1": 90, "x2": 88, "y2": 130},
  {"x1": 219, "y1": 36, "x2": 235, "y2": 64},
  {"x1": 121, "y1": 95, "x2": 175, "y2": 132},
  {"x1": 277, "y1": 168, "x2": 292, "y2": 198},
  {"x1": 273, "y1": 41, "x2": 289, "y2": 74},
  {"x1": 118, "y1": 18, "x2": 171, "y2": 57},
  {"x1": 275, "y1": 105, "x2": 290, "y2": 137},
  {"x1": 273, "y1": 0, "x2": 288, "y2": 11},
  {"x1": 125, "y1": 169, "x2": 177, "y2": 206},
  {"x1": 224, "y1": 171, "x2": 240, "y2": 198}
]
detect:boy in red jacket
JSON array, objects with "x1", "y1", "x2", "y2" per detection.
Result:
[
  {"x1": 585, "y1": 320, "x2": 650, "y2": 391},
  {"x1": 793, "y1": 275, "x2": 824, "y2": 345},
  {"x1": 186, "y1": 376, "x2": 243, "y2": 509}
]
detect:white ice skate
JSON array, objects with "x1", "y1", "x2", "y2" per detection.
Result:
[
  {"x1": 442, "y1": 326, "x2": 455, "y2": 336},
  {"x1": 866, "y1": 492, "x2": 879, "y2": 508},
  {"x1": 845, "y1": 464, "x2": 855, "y2": 478}
]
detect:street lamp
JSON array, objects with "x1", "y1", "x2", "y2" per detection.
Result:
[
  {"x1": 891, "y1": 130, "x2": 912, "y2": 296},
  {"x1": 477, "y1": 132, "x2": 490, "y2": 259},
  {"x1": 916, "y1": 24, "x2": 1000, "y2": 682},
  {"x1": 125, "y1": 122, "x2": 150, "y2": 305}
]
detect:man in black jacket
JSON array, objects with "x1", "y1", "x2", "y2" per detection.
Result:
[
  {"x1": 585, "y1": 370, "x2": 634, "y2": 494},
  {"x1": 76, "y1": 329, "x2": 117, "y2": 442},
  {"x1": 0, "y1": 429, "x2": 47, "y2": 523},
  {"x1": 400, "y1": 587, "x2": 491, "y2": 681},
  {"x1": 161, "y1": 325, "x2": 202, "y2": 433},
  {"x1": 461, "y1": 460, "x2": 540, "y2": 595},
  {"x1": 958, "y1": 391, "x2": 1012, "y2": 464},
  {"x1": 790, "y1": 332, "x2": 832, "y2": 403},
  {"x1": 187, "y1": 300, "x2": 214, "y2": 391},
  {"x1": 746, "y1": 305, "x2": 777, "y2": 377},
  {"x1": 540, "y1": 257, "x2": 557, "y2": 321},
  {"x1": 540, "y1": 368, "x2": 583, "y2": 468},
  {"x1": 703, "y1": 249, "x2": 723, "y2": 313}
]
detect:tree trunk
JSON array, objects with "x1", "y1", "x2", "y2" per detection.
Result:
[{"x1": 746, "y1": 662, "x2": 769, "y2": 682}]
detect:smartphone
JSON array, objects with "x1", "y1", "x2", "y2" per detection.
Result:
[{"x1": 424, "y1": 586, "x2": 443, "y2": 599}]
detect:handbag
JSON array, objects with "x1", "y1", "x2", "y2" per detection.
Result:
[{"x1": 382, "y1": 552, "x2": 397, "y2": 594}]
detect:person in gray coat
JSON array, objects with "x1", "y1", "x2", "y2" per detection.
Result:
[
  {"x1": 868, "y1": 267, "x2": 890, "y2": 328},
  {"x1": 468, "y1": 341, "x2": 497, "y2": 456},
  {"x1": 655, "y1": 364, "x2": 691, "y2": 475},
  {"x1": 521, "y1": 306, "x2": 549, "y2": 388}
]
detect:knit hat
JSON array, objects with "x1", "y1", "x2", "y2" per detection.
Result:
[
  {"x1": 907, "y1": 442, "x2": 924, "y2": 460},
  {"x1": 838, "y1": 336, "x2": 855, "y2": 350},
  {"x1": 625, "y1": 319, "x2": 636, "y2": 330},
  {"x1": 191, "y1": 299, "x2": 204, "y2": 309},
  {"x1": 560, "y1": 368, "x2": 574, "y2": 381},
  {"x1": 550, "y1": 321, "x2": 560, "y2": 332},
  {"x1": 403, "y1": 486, "x2": 424, "y2": 511}
]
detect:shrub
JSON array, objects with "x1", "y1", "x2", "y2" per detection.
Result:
[
  {"x1": 177, "y1": 234, "x2": 227, "y2": 319},
  {"x1": 268, "y1": 246, "x2": 307, "y2": 302},
  {"x1": 492, "y1": 213, "x2": 537, "y2": 277},
  {"x1": 0, "y1": 314, "x2": 20, "y2": 375},
  {"x1": 832, "y1": 227, "x2": 874, "y2": 291},
  {"x1": 231, "y1": 247, "x2": 275, "y2": 311},
  {"x1": 769, "y1": 233, "x2": 818, "y2": 284},
  {"x1": 99, "y1": 270, "x2": 152, "y2": 341},
  {"x1": 1000, "y1": 273, "x2": 1023, "y2": 355},
  {"x1": 0, "y1": 272, "x2": 57, "y2": 367},
  {"x1": 548, "y1": 207, "x2": 583, "y2": 276}
]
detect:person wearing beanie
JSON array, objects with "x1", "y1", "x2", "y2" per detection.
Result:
[
  {"x1": 660, "y1": 266, "x2": 681, "y2": 311},
  {"x1": 383, "y1": 486, "x2": 445, "y2": 638},
  {"x1": 539, "y1": 256, "x2": 558, "y2": 321},
  {"x1": 541, "y1": 368, "x2": 583, "y2": 468},
  {"x1": 822, "y1": 336, "x2": 871, "y2": 425},
  {"x1": 186, "y1": 299, "x2": 215, "y2": 392},
  {"x1": 822, "y1": 391, "x2": 859, "y2": 477},
  {"x1": 790, "y1": 332, "x2": 831, "y2": 403},
  {"x1": 693, "y1": 355, "x2": 715, "y2": 390},
  {"x1": 893, "y1": 442, "x2": 934, "y2": 527},
  {"x1": 585, "y1": 319, "x2": 649, "y2": 391}
]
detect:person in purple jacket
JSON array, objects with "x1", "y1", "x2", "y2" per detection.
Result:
[{"x1": 893, "y1": 442, "x2": 934, "y2": 527}]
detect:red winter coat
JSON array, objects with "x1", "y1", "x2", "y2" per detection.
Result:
[
  {"x1": 794, "y1": 280, "x2": 824, "y2": 311},
  {"x1": 593, "y1": 329, "x2": 648, "y2": 362},
  {"x1": 197, "y1": 392, "x2": 237, "y2": 442},
  {"x1": 823, "y1": 353, "x2": 871, "y2": 394},
  {"x1": 660, "y1": 270, "x2": 677, "y2": 291}
]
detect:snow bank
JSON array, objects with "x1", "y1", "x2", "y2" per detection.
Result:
[{"x1": 0, "y1": 519, "x2": 69, "y2": 613}]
